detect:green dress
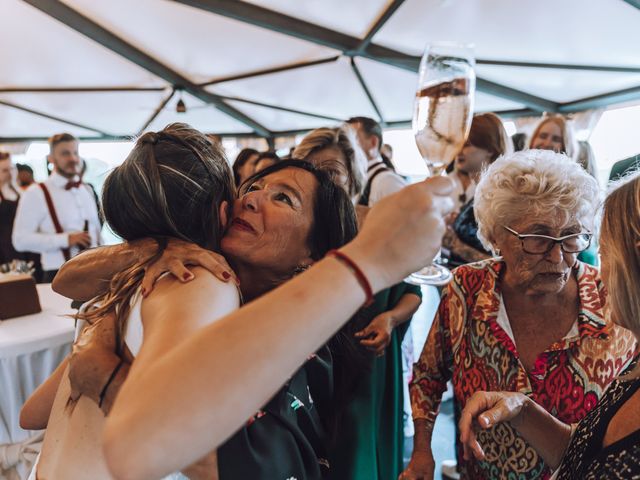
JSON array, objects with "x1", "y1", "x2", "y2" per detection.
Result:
[{"x1": 330, "y1": 282, "x2": 422, "y2": 480}]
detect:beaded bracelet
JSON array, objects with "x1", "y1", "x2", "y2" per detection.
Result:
[{"x1": 327, "y1": 250, "x2": 374, "y2": 307}]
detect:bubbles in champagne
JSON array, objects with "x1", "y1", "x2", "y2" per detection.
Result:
[{"x1": 414, "y1": 78, "x2": 473, "y2": 175}]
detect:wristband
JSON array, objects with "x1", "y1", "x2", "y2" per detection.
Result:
[
  {"x1": 99, "y1": 359, "x2": 124, "y2": 409},
  {"x1": 327, "y1": 249, "x2": 374, "y2": 307}
]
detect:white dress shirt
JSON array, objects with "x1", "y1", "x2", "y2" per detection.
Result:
[
  {"x1": 366, "y1": 157, "x2": 407, "y2": 206},
  {"x1": 12, "y1": 171, "x2": 102, "y2": 271}
]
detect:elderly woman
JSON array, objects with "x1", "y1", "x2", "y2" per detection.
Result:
[
  {"x1": 402, "y1": 150, "x2": 637, "y2": 480},
  {"x1": 294, "y1": 126, "x2": 423, "y2": 480},
  {"x1": 460, "y1": 171, "x2": 640, "y2": 479}
]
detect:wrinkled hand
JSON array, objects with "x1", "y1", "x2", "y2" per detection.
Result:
[
  {"x1": 355, "y1": 312, "x2": 395, "y2": 356},
  {"x1": 342, "y1": 177, "x2": 454, "y2": 293},
  {"x1": 459, "y1": 391, "x2": 528, "y2": 461},
  {"x1": 398, "y1": 450, "x2": 435, "y2": 480},
  {"x1": 141, "y1": 238, "x2": 238, "y2": 296},
  {"x1": 68, "y1": 313, "x2": 121, "y2": 406}
]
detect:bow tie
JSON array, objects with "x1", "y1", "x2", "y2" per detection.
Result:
[{"x1": 65, "y1": 181, "x2": 82, "y2": 190}]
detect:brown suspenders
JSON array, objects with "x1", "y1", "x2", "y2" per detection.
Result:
[{"x1": 38, "y1": 183, "x2": 71, "y2": 261}]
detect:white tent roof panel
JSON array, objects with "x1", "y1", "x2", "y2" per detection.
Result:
[
  {"x1": 2, "y1": 0, "x2": 640, "y2": 141},
  {"x1": 242, "y1": 0, "x2": 389, "y2": 38},
  {"x1": 0, "y1": 90, "x2": 170, "y2": 136},
  {"x1": 374, "y1": 0, "x2": 640, "y2": 67},
  {"x1": 209, "y1": 57, "x2": 378, "y2": 121},
  {"x1": 227, "y1": 101, "x2": 339, "y2": 132},
  {"x1": 0, "y1": 103, "x2": 99, "y2": 138},
  {"x1": 476, "y1": 65, "x2": 640, "y2": 104},
  {"x1": 1, "y1": 0, "x2": 165, "y2": 89},
  {"x1": 62, "y1": 0, "x2": 340, "y2": 84},
  {"x1": 147, "y1": 92, "x2": 253, "y2": 134}
]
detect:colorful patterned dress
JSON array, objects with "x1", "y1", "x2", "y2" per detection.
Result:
[{"x1": 410, "y1": 258, "x2": 637, "y2": 480}]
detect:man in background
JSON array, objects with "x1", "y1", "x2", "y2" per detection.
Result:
[{"x1": 13, "y1": 133, "x2": 102, "y2": 283}]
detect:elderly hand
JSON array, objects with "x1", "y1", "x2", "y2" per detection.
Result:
[
  {"x1": 398, "y1": 450, "x2": 435, "y2": 480},
  {"x1": 355, "y1": 312, "x2": 395, "y2": 356},
  {"x1": 141, "y1": 238, "x2": 238, "y2": 296},
  {"x1": 459, "y1": 391, "x2": 529, "y2": 461},
  {"x1": 342, "y1": 176, "x2": 454, "y2": 293},
  {"x1": 68, "y1": 313, "x2": 121, "y2": 407}
]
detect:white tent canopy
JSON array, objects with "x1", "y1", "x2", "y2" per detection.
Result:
[{"x1": 2, "y1": 0, "x2": 640, "y2": 142}]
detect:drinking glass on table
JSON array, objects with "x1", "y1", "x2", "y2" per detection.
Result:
[{"x1": 406, "y1": 42, "x2": 475, "y2": 286}]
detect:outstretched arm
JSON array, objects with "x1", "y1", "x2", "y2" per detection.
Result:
[
  {"x1": 104, "y1": 177, "x2": 454, "y2": 480},
  {"x1": 53, "y1": 239, "x2": 237, "y2": 301},
  {"x1": 459, "y1": 391, "x2": 573, "y2": 470},
  {"x1": 53, "y1": 242, "x2": 149, "y2": 301}
]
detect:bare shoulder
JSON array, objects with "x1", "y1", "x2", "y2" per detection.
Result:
[
  {"x1": 141, "y1": 267, "x2": 240, "y2": 336},
  {"x1": 149, "y1": 266, "x2": 239, "y2": 309}
]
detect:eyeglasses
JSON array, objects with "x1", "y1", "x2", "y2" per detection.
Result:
[{"x1": 502, "y1": 226, "x2": 592, "y2": 255}]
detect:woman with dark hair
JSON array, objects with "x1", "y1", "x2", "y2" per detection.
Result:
[
  {"x1": 27, "y1": 152, "x2": 360, "y2": 479},
  {"x1": 29, "y1": 119, "x2": 453, "y2": 479},
  {"x1": 231, "y1": 147, "x2": 259, "y2": 187}
]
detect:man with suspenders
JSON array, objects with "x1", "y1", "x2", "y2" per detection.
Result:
[
  {"x1": 347, "y1": 117, "x2": 406, "y2": 207},
  {"x1": 12, "y1": 133, "x2": 101, "y2": 283}
]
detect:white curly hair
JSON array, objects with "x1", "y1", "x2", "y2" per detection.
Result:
[{"x1": 474, "y1": 149, "x2": 601, "y2": 254}]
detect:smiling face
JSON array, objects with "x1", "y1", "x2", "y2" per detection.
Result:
[
  {"x1": 531, "y1": 120, "x2": 564, "y2": 153},
  {"x1": 220, "y1": 167, "x2": 317, "y2": 276},
  {"x1": 496, "y1": 211, "x2": 590, "y2": 295}
]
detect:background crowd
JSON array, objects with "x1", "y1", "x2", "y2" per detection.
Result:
[{"x1": 2, "y1": 111, "x2": 640, "y2": 480}]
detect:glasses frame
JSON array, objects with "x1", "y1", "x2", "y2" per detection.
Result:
[{"x1": 502, "y1": 225, "x2": 593, "y2": 255}]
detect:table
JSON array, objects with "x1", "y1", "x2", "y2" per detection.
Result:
[{"x1": 0, "y1": 284, "x2": 75, "y2": 479}]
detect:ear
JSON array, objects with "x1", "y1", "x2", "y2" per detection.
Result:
[{"x1": 219, "y1": 200, "x2": 230, "y2": 229}]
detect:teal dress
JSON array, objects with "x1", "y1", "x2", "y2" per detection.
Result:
[
  {"x1": 330, "y1": 282, "x2": 422, "y2": 480},
  {"x1": 218, "y1": 346, "x2": 333, "y2": 479}
]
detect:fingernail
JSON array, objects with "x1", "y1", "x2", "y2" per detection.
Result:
[
  {"x1": 183, "y1": 273, "x2": 193, "y2": 281},
  {"x1": 222, "y1": 271, "x2": 231, "y2": 280},
  {"x1": 235, "y1": 277, "x2": 241, "y2": 286},
  {"x1": 480, "y1": 415, "x2": 490, "y2": 427}
]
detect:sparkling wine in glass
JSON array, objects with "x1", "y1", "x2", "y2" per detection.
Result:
[{"x1": 406, "y1": 43, "x2": 475, "y2": 286}]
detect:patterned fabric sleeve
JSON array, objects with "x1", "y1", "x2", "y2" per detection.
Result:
[{"x1": 409, "y1": 287, "x2": 455, "y2": 427}]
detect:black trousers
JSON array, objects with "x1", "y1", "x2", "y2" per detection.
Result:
[{"x1": 41, "y1": 269, "x2": 59, "y2": 284}]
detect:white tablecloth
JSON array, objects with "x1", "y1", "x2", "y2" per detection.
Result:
[{"x1": 0, "y1": 284, "x2": 75, "y2": 479}]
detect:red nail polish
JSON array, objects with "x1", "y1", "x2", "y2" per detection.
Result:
[
  {"x1": 183, "y1": 273, "x2": 192, "y2": 281},
  {"x1": 222, "y1": 271, "x2": 231, "y2": 280}
]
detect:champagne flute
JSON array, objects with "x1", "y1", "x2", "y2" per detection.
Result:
[{"x1": 406, "y1": 42, "x2": 475, "y2": 286}]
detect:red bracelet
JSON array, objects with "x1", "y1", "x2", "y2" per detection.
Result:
[{"x1": 327, "y1": 249, "x2": 374, "y2": 307}]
